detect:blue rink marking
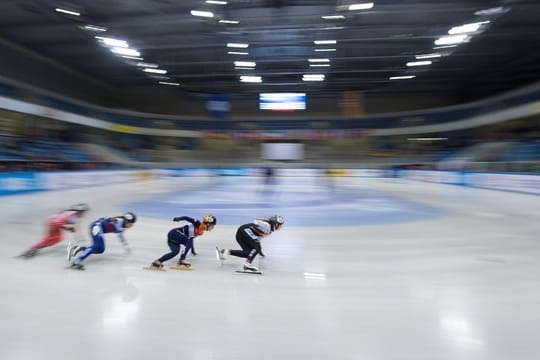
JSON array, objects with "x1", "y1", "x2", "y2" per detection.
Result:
[{"x1": 123, "y1": 177, "x2": 442, "y2": 226}]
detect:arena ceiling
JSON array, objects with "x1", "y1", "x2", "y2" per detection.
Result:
[{"x1": 0, "y1": 0, "x2": 539, "y2": 100}]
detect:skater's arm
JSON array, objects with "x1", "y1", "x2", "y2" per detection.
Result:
[
  {"x1": 173, "y1": 216, "x2": 195, "y2": 223},
  {"x1": 117, "y1": 232, "x2": 131, "y2": 253}
]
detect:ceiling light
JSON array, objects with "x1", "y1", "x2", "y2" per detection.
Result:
[
  {"x1": 228, "y1": 51, "x2": 248, "y2": 55},
  {"x1": 406, "y1": 60, "x2": 431, "y2": 67},
  {"x1": 322, "y1": 15, "x2": 345, "y2": 19},
  {"x1": 303, "y1": 74, "x2": 325, "y2": 81},
  {"x1": 227, "y1": 43, "x2": 249, "y2": 48},
  {"x1": 234, "y1": 61, "x2": 255, "y2": 67},
  {"x1": 308, "y1": 58, "x2": 330, "y2": 62},
  {"x1": 389, "y1": 75, "x2": 416, "y2": 80},
  {"x1": 190, "y1": 10, "x2": 214, "y2": 18},
  {"x1": 434, "y1": 34, "x2": 468, "y2": 46},
  {"x1": 121, "y1": 56, "x2": 143, "y2": 60},
  {"x1": 206, "y1": 0, "x2": 227, "y2": 4},
  {"x1": 55, "y1": 8, "x2": 80, "y2": 16},
  {"x1": 159, "y1": 81, "x2": 180, "y2": 86},
  {"x1": 407, "y1": 137, "x2": 448, "y2": 141},
  {"x1": 449, "y1": 21, "x2": 490, "y2": 35},
  {"x1": 97, "y1": 37, "x2": 129, "y2": 48},
  {"x1": 348, "y1": 3, "x2": 374, "y2": 11},
  {"x1": 111, "y1": 47, "x2": 140, "y2": 57},
  {"x1": 219, "y1": 20, "x2": 239, "y2": 24},
  {"x1": 136, "y1": 62, "x2": 158, "y2": 68},
  {"x1": 433, "y1": 45, "x2": 457, "y2": 49},
  {"x1": 314, "y1": 48, "x2": 336, "y2": 52},
  {"x1": 240, "y1": 75, "x2": 262, "y2": 83},
  {"x1": 415, "y1": 53, "x2": 441, "y2": 59},
  {"x1": 310, "y1": 64, "x2": 330, "y2": 67},
  {"x1": 474, "y1": 6, "x2": 508, "y2": 16},
  {"x1": 83, "y1": 25, "x2": 107, "y2": 32},
  {"x1": 314, "y1": 40, "x2": 337, "y2": 45},
  {"x1": 143, "y1": 68, "x2": 167, "y2": 74}
]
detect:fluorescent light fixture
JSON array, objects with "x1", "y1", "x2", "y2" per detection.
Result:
[
  {"x1": 349, "y1": 3, "x2": 374, "y2": 11},
  {"x1": 314, "y1": 40, "x2": 336, "y2": 45},
  {"x1": 143, "y1": 68, "x2": 167, "y2": 74},
  {"x1": 55, "y1": 8, "x2": 80, "y2": 16},
  {"x1": 159, "y1": 81, "x2": 180, "y2": 86},
  {"x1": 97, "y1": 37, "x2": 129, "y2": 48},
  {"x1": 415, "y1": 53, "x2": 441, "y2": 59},
  {"x1": 406, "y1": 60, "x2": 432, "y2": 67},
  {"x1": 136, "y1": 62, "x2": 158, "y2": 68},
  {"x1": 308, "y1": 58, "x2": 330, "y2": 63},
  {"x1": 190, "y1": 10, "x2": 214, "y2": 18},
  {"x1": 240, "y1": 75, "x2": 262, "y2": 83},
  {"x1": 322, "y1": 15, "x2": 345, "y2": 19},
  {"x1": 111, "y1": 47, "x2": 140, "y2": 57},
  {"x1": 434, "y1": 34, "x2": 468, "y2": 46},
  {"x1": 314, "y1": 48, "x2": 336, "y2": 52},
  {"x1": 322, "y1": 26, "x2": 345, "y2": 30},
  {"x1": 433, "y1": 45, "x2": 457, "y2": 49},
  {"x1": 227, "y1": 43, "x2": 249, "y2": 48},
  {"x1": 449, "y1": 21, "x2": 489, "y2": 35},
  {"x1": 234, "y1": 67, "x2": 255, "y2": 70},
  {"x1": 303, "y1": 74, "x2": 325, "y2": 81},
  {"x1": 407, "y1": 137, "x2": 448, "y2": 141},
  {"x1": 219, "y1": 20, "x2": 239, "y2": 24},
  {"x1": 389, "y1": 75, "x2": 416, "y2": 80},
  {"x1": 228, "y1": 51, "x2": 248, "y2": 55},
  {"x1": 234, "y1": 61, "x2": 255, "y2": 67},
  {"x1": 84, "y1": 25, "x2": 107, "y2": 32},
  {"x1": 121, "y1": 56, "x2": 143, "y2": 60},
  {"x1": 474, "y1": 7, "x2": 508, "y2": 16},
  {"x1": 206, "y1": 0, "x2": 227, "y2": 4},
  {"x1": 310, "y1": 64, "x2": 331, "y2": 67}
]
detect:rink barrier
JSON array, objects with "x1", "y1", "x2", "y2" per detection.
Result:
[
  {"x1": 0, "y1": 168, "x2": 538, "y2": 196},
  {"x1": 399, "y1": 170, "x2": 540, "y2": 195}
]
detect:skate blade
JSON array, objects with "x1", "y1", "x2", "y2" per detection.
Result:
[
  {"x1": 69, "y1": 265, "x2": 85, "y2": 271},
  {"x1": 169, "y1": 266, "x2": 194, "y2": 271},
  {"x1": 235, "y1": 270, "x2": 263, "y2": 275},
  {"x1": 143, "y1": 266, "x2": 165, "y2": 271}
]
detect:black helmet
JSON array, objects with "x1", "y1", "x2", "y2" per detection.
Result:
[
  {"x1": 123, "y1": 212, "x2": 137, "y2": 224},
  {"x1": 69, "y1": 203, "x2": 90, "y2": 212}
]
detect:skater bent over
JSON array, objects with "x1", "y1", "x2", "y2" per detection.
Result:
[
  {"x1": 20, "y1": 203, "x2": 89, "y2": 258},
  {"x1": 217, "y1": 215, "x2": 284, "y2": 272},
  {"x1": 69, "y1": 212, "x2": 136, "y2": 269},
  {"x1": 150, "y1": 214, "x2": 217, "y2": 270}
]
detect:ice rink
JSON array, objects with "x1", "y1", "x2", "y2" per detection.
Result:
[{"x1": 1, "y1": 175, "x2": 540, "y2": 360}]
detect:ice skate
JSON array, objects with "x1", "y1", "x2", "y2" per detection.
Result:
[
  {"x1": 243, "y1": 262, "x2": 259, "y2": 272},
  {"x1": 216, "y1": 246, "x2": 227, "y2": 261},
  {"x1": 235, "y1": 262, "x2": 263, "y2": 275},
  {"x1": 69, "y1": 257, "x2": 85, "y2": 270},
  {"x1": 143, "y1": 261, "x2": 165, "y2": 271},
  {"x1": 19, "y1": 248, "x2": 38, "y2": 258},
  {"x1": 170, "y1": 260, "x2": 193, "y2": 271},
  {"x1": 68, "y1": 245, "x2": 83, "y2": 264}
]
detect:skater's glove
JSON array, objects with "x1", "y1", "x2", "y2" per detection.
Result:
[
  {"x1": 191, "y1": 250, "x2": 198, "y2": 256},
  {"x1": 63, "y1": 226, "x2": 76, "y2": 232}
]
